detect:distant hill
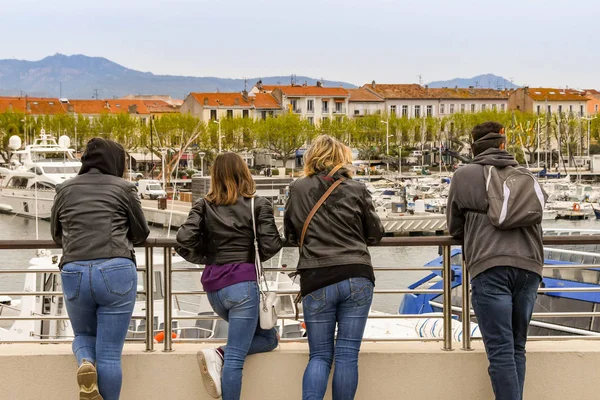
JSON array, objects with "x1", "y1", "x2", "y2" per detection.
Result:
[
  {"x1": 427, "y1": 74, "x2": 519, "y2": 90},
  {"x1": 0, "y1": 53, "x2": 357, "y2": 99}
]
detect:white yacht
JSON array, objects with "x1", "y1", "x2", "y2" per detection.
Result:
[{"x1": 0, "y1": 132, "x2": 81, "y2": 219}]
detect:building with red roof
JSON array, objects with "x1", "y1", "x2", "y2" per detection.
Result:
[
  {"x1": 180, "y1": 91, "x2": 282, "y2": 121},
  {"x1": 509, "y1": 87, "x2": 589, "y2": 115}
]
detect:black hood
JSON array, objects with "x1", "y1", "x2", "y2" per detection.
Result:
[
  {"x1": 79, "y1": 138, "x2": 126, "y2": 177},
  {"x1": 471, "y1": 147, "x2": 519, "y2": 168}
]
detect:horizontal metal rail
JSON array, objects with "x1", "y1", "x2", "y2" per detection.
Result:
[
  {"x1": 171, "y1": 289, "x2": 443, "y2": 296},
  {"x1": 2, "y1": 235, "x2": 600, "y2": 350}
]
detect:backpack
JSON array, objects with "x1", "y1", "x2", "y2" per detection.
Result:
[{"x1": 484, "y1": 165, "x2": 548, "y2": 230}]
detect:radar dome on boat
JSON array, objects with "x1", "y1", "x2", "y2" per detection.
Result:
[
  {"x1": 58, "y1": 135, "x2": 71, "y2": 149},
  {"x1": 8, "y1": 135, "x2": 21, "y2": 150}
]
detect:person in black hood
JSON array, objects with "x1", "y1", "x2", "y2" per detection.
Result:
[
  {"x1": 51, "y1": 138, "x2": 150, "y2": 400},
  {"x1": 447, "y1": 122, "x2": 543, "y2": 400}
]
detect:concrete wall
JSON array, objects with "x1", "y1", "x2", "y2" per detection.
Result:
[{"x1": 1, "y1": 341, "x2": 599, "y2": 400}]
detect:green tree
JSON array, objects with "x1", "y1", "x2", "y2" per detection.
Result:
[{"x1": 255, "y1": 113, "x2": 314, "y2": 168}]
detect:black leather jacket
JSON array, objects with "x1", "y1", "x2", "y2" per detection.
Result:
[
  {"x1": 51, "y1": 170, "x2": 150, "y2": 268},
  {"x1": 176, "y1": 196, "x2": 282, "y2": 265},
  {"x1": 284, "y1": 168, "x2": 384, "y2": 270}
]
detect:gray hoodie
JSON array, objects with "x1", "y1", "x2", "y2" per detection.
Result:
[{"x1": 447, "y1": 148, "x2": 543, "y2": 278}]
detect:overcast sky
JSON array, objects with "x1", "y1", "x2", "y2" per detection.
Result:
[{"x1": 1, "y1": 0, "x2": 599, "y2": 88}]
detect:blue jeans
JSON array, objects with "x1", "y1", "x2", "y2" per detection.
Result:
[
  {"x1": 471, "y1": 266, "x2": 541, "y2": 400},
  {"x1": 61, "y1": 258, "x2": 137, "y2": 400},
  {"x1": 207, "y1": 281, "x2": 279, "y2": 400},
  {"x1": 302, "y1": 277, "x2": 374, "y2": 400}
]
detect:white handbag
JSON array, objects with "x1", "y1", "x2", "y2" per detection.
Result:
[{"x1": 251, "y1": 197, "x2": 278, "y2": 330}]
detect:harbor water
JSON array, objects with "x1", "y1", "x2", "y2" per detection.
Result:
[{"x1": 0, "y1": 214, "x2": 598, "y2": 314}]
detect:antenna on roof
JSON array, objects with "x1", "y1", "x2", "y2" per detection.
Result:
[
  {"x1": 418, "y1": 74, "x2": 423, "y2": 86},
  {"x1": 93, "y1": 89, "x2": 99, "y2": 100},
  {"x1": 244, "y1": 78, "x2": 248, "y2": 91}
]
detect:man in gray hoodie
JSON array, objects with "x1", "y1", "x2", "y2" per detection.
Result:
[{"x1": 447, "y1": 121, "x2": 543, "y2": 400}]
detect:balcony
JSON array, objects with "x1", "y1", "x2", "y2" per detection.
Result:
[
  {"x1": 306, "y1": 108, "x2": 315, "y2": 114},
  {"x1": 321, "y1": 107, "x2": 330, "y2": 114},
  {"x1": 332, "y1": 107, "x2": 347, "y2": 114},
  {"x1": 292, "y1": 108, "x2": 302, "y2": 114}
]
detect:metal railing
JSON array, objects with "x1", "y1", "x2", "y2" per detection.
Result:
[{"x1": 1, "y1": 235, "x2": 600, "y2": 354}]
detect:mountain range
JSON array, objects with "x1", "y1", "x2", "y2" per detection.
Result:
[
  {"x1": 0, "y1": 54, "x2": 518, "y2": 100},
  {"x1": 427, "y1": 74, "x2": 519, "y2": 90},
  {"x1": 0, "y1": 54, "x2": 357, "y2": 99}
]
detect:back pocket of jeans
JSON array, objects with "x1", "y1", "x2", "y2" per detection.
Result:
[
  {"x1": 100, "y1": 264, "x2": 135, "y2": 296},
  {"x1": 349, "y1": 278, "x2": 373, "y2": 307},
  {"x1": 61, "y1": 271, "x2": 82, "y2": 301},
  {"x1": 303, "y1": 287, "x2": 327, "y2": 313}
]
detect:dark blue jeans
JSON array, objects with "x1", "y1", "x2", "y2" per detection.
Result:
[
  {"x1": 302, "y1": 277, "x2": 373, "y2": 400},
  {"x1": 61, "y1": 258, "x2": 137, "y2": 400},
  {"x1": 471, "y1": 266, "x2": 541, "y2": 400},
  {"x1": 207, "y1": 281, "x2": 278, "y2": 400}
]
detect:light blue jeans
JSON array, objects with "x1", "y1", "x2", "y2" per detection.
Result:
[
  {"x1": 207, "y1": 281, "x2": 279, "y2": 400},
  {"x1": 61, "y1": 258, "x2": 137, "y2": 400},
  {"x1": 302, "y1": 277, "x2": 374, "y2": 400}
]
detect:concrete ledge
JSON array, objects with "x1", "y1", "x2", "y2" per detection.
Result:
[{"x1": 0, "y1": 341, "x2": 599, "y2": 399}]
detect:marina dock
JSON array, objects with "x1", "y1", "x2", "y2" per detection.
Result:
[{"x1": 141, "y1": 199, "x2": 448, "y2": 235}]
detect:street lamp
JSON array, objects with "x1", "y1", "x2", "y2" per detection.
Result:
[
  {"x1": 199, "y1": 151, "x2": 206, "y2": 177},
  {"x1": 213, "y1": 120, "x2": 222, "y2": 154},
  {"x1": 381, "y1": 119, "x2": 390, "y2": 171},
  {"x1": 536, "y1": 117, "x2": 543, "y2": 168}
]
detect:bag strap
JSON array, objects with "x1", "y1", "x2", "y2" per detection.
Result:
[
  {"x1": 299, "y1": 165, "x2": 346, "y2": 249},
  {"x1": 251, "y1": 197, "x2": 269, "y2": 295}
]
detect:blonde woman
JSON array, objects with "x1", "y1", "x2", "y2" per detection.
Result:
[
  {"x1": 284, "y1": 135, "x2": 384, "y2": 400},
  {"x1": 176, "y1": 152, "x2": 282, "y2": 400}
]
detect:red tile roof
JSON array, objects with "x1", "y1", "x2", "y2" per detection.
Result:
[
  {"x1": 347, "y1": 88, "x2": 384, "y2": 102},
  {"x1": 28, "y1": 99, "x2": 67, "y2": 115},
  {"x1": 363, "y1": 84, "x2": 508, "y2": 100},
  {"x1": 276, "y1": 85, "x2": 349, "y2": 97},
  {"x1": 0, "y1": 98, "x2": 26, "y2": 113},
  {"x1": 190, "y1": 93, "x2": 253, "y2": 108},
  {"x1": 69, "y1": 100, "x2": 150, "y2": 115},
  {"x1": 142, "y1": 100, "x2": 179, "y2": 113},
  {"x1": 252, "y1": 93, "x2": 281, "y2": 109},
  {"x1": 525, "y1": 88, "x2": 588, "y2": 102}
]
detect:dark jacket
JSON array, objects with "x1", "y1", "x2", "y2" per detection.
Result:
[
  {"x1": 176, "y1": 196, "x2": 282, "y2": 265},
  {"x1": 51, "y1": 138, "x2": 150, "y2": 268},
  {"x1": 284, "y1": 168, "x2": 384, "y2": 270},
  {"x1": 447, "y1": 148, "x2": 543, "y2": 278}
]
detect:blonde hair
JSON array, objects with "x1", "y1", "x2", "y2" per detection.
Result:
[
  {"x1": 205, "y1": 152, "x2": 256, "y2": 206},
  {"x1": 303, "y1": 135, "x2": 353, "y2": 176}
]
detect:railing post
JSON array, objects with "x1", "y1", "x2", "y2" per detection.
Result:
[
  {"x1": 163, "y1": 247, "x2": 174, "y2": 352},
  {"x1": 442, "y1": 245, "x2": 453, "y2": 351},
  {"x1": 144, "y1": 246, "x2": 154, "y2": 352},
  {"x1": 461, "y1": 257, "x2": 473, "y2": 351}
]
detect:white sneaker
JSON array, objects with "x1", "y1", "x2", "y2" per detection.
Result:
[{"x1": 197, "y1": 349, "x2": 223, "y2": 398}]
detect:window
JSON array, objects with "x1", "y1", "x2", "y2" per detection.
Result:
[
  {"x1": 596, "y1": 105, "x2": 598, "y2": 113},
  {"x1": 290, "y1": 99, "x2": 298, "y2": 111},
  {"x1": 268, "y1": 111, "x2": 274, "y2": 117},
  {"x1": 449, "y1": 104, "x2": 455, "y2": 114},
  {"x1": 547, "y1": 105, "x2": 551, "y2": 114},
  {"x1": 322, "y1": 116, "x2": 329, "y2": 123},
  {"x1": 322, "y1": 100, "x2": 329, "y2": 113},
  {"x1": 426, "y1": 105, "x2": 433, "y2": 116},
  {"x1": 402, "y1": 105, "x2": 408, "y2": 117},
  {"x1": 414, "y1": 105, "x2": 421, "y2": 118},
  {"x1": 492, "y1": 104, "x2": 497, "y2": 111},
  {"x1": 261, "y1": 111, "x2": 267, "y2": 120},
  {"x1": 335, "y1": 102, "x2": 343, "y2": 113},
  {"x1": 242, "y1": 110, "x2": 249, "y2": 118},
  {"x1": 569, "y1": 105, "x2": 573, "y2": 113},
  {"x1": 481, "y1": 104, "x2": 486, "y2": 111},
  {"x1": 537, "y1": 105, "x2": 541, "y2": 114},
  {"x1": 501, "y1": 104, "x2": 505, "y2": 112},
  {"x1": 440, "y1": 104, "x2": 445, "y2": 114},
  {"x1": 390, "y1": 105, "x2": 397, "y2": 115},
  {"x1": 226, "y1": 110, "x2": 233, "y2": 118},
  {"x1": 461, "y1": 104, "x2": 466, "y2": 113},
  {"x1": 308, "y1": 117, "x2": 314, "y2": 125},
  {"x1": 307, "y1": 100, "x2": 314, "y2": 112},
  {"x1": 471, "y1": 104, "x2": 476, "y2": 112},
  {"x1": 210, "y1": 110, "x2": 217, "y2": 120},
  {"x1": 581, "y1": 105, "x2": 585, "y2": 116},
  {"x1": 558, "y1": 105, "x2": 563, "y2": 114},
  {"x1": 354, "y1": 109, "x2": 360, "y2": 116}
]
